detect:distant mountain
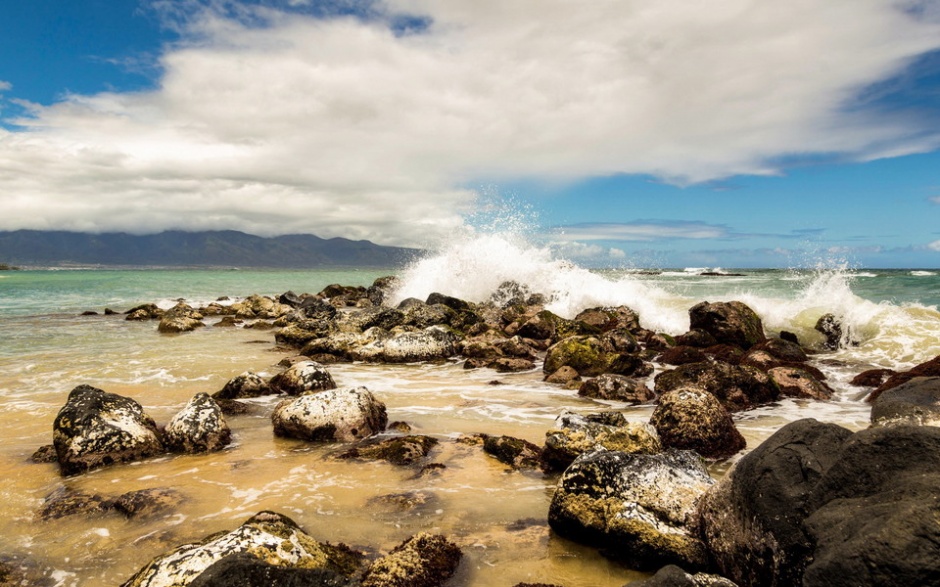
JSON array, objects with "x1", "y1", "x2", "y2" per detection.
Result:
[{"x1": 0, "y1": 230, "x2": 420, "y2": 268}]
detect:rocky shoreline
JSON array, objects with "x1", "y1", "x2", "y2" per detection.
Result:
[{"x1": 11, "y1": 276, "x2": 940, "y2": 586}]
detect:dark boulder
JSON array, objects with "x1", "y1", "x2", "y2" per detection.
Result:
[
  {"x1": 163, "y1": 393, "x2": 232, "y2": 454},
  {"x1": 650, "y1": 388, "x2": 746, "y2": 459},
  {"x1": 574, "y1": 306, "x2": 641, "y2": 333},
  {"x1": 813, "y1": 313, "x2": 845, "y2": 350},
  {"x1": 213, "y1": 371, "x2": 272, "y2": 400},
  {"x1": 360, "y1": 532, "x2": 462, "y2": 587},
  {"x1": 658, "y1": 346, "x2": 708, "y2": 366},
  {"x1": 425, "y1": 292, "x2": 472, "y2": 312},
  {"x1": 549, "y1": 449, "x2": 714, "y2": 570},
  {"x1": 688, "y1": 301, "x2": 765, "y2": 350},
  {"x1": 482, "y1": 435, "x2": 543, "y2": 470},
  {"x1": 850, "y1": 368, "x2": 895, "y2": 388},
  {"x1": 751, "y1": 338, "x2": 808, "y2": 363},
  {"x1": 868, "y1": 354, "x2": 940, "y2": 401},
  {"x1": 870, "y1": 376, "x2": 940, "y2": 427},
  {"x1": 654, "y1": 360, "x2": 778, "y2": 412},
  {"x1": 578, "y1": 374, "x2": 654, "y2": 404},
  {"x1": 490, "y1": 357, "x2": 536, "y2": 372},
  {"x1": 698, "y1": 419, "x2": 853, "y2": 587},
  {"x1": 53, "y1": 385, "x2": 164, "y2": 476},
  {"x1": 274, "y1": 320, "x2": 337, "y2": 348},
  {"x1": 125, "y1": 303, "x2": 164, "y2": 321},
  {"x1": 768, "y1": 367, "x2": 832, "y2": 400}
]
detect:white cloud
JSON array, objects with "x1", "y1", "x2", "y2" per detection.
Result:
[
  {"x1": 549, "y1": 221, "x2": 730, "y2": 242},
  {"x1": 928, "y1": 240, "x2": 940, "y2": 251},
  {"x1": 930, "y1": 196, "x2": 940, "y2": 204},
  {"x1": 0, "y1": 1, "x2": 939, "y2": 246},
  {"x1": 0, "y1": 80, "x2": 10, "y2": 92}
]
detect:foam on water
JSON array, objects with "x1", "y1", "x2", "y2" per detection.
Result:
[{"x1": 392, "y1": 232, "x2": 940, "y2": 370}]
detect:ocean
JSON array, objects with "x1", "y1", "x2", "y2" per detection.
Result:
[{"x1": 1, "y1": 234, "x2": 939, "y2": 586}]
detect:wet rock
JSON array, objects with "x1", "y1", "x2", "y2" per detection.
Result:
[
  {"x1": 113, "y1": 488, "x2": 185, "y2": 519},
  {"x1": 578, "y1": 374, "x2": 654, "y2": 404},
  {"x1": 801, "y1": 425, "x2": 940, "y2": 587},
  {"x1": 213, "y1": 371, "x2": 272, "y2": 400},
  {"x1": 213, "y1": 399, "x2": 259, "y2": 417},
  {"x1": 490, "y1": 357, "x2": 535, "y2": 372},
  {"x1": 751, "y1": 338, "x2": 808, "y2": 363},
  {"x1": 518, "y1": 310, "x2": 588, "y2": 342},
  {"x1": 658, "y1": 346, "x2": 708, "y2": 366},
  {"x1": 158, "y1": 302, "x2": 205, "y2": 333},
  {"x1": 767, "y1": 367, "x2": 832, "y2": 400},
  {"x1": 649, "y1": 388, "x2": 745, "y2": 459},
  {"x1": 126, "y1": 303, "x2": 164, "y2": 321},
  {"x1": 367, "y1": 491, "x2": 442, "y2": 515},
  {"x1": 870, "y1": 376, "x2": 940, "y2": 427},
  {"x1": 575, "y1": 306, "x2": 641, "y2": 334},
  {"x1": 269, "y1": 361, "x2": 337, "y2": 396},
  {"x1": 543, "y1": 336, "x2": 616, "y2": 377},
  {"x1": 164, "y1": 393, "x2": 232, "y2": 454},
  {"x1": 272, "y1": 386, "x2": 388, "y2": 443},
  {"x1": 53, "y1": 384, "x2": 164, "y2": 476},
  {"x1": 360, "y1": 532, "x2": 461, "y2": 587},
  {"x1": 336, "y1": 435, "x2": 438, "y2": 466},
  {"x1": 482, "y1": 435, "x2": 543, "y2": 470},
  {"x1": 348, "y1": 307, "x2": 406, "y2": 332},
  {"x1": 0, "y1": 554, "x2": 56, "y2": 587},
  {"x1": 367, "y1": 275, "x2": 399, "y2": 306},
  {"x1": 277, "y1": 290, "x2": 303, "y2": 307},
  {"x1": 230, "y1": 295, "x2": 289, "y2": 320},
  {"x1": 549, "y1": 448, "x2": 714, "y2": 571},
  {"x1": 850, "y1": 368, "x2": 895, "y2": 388},
  {"x1": 213, "y1": 316, "x2": 241, "y2": 328},
  {"x1": 688, "y1": 301, "x2": 765, "y2": 350},
  {"x1": 122, "y1": 511, "x2": 365, "y2": 587},
  {"x1": 868, "y1": 354, "x2": 940, "y2": 401},
  {"x1": 698, "y1": 419, "x2": 853, "y2": 587},
  {"x1": 297, "y1": 297, "x2": 339, "y2": 321},
  {"x1": 602, "y1": 327, "x2": 641, "y2": 354},
  {"x1": 402, "y1": 302, "x2": 455, "y2": 329},
  {"x1": 674, "y1": 329, "x2": 718, "y2": 349},
  {"x1": 814, "y1": 313, "x2": 844, "y2": 350},
  {"x1": 347, "y1": 326, "x2": 461, "y2": 363},
  {"x1": 545, "y1": 366, "x2": 580, "y2": 385},
  {"x1": 38, "y1": 486, "x2": 112, "y2": 520},
  {"x1": 188, "y1": 553, "x2": 357, "y2": 587},
  {"x1": 274, "y1": 320, "x2": 337, "y2": 348},
  {"x1": 654, "y1": 360, "x2": 778, "y2": 412},
  {"x1": 541, "y1": 410, "x2": 662, "y2": 473},
  {"x1": 30, "y1": 444, "x2": 58, "y2": 463},
  {"x1": 629, "y1": 565, "x2": 739, "y2": 587}
]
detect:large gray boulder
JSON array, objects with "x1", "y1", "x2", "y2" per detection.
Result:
[
  {"x1": 272, "y1": 386, "x2": 388, "y2": 442},
  {"x1": 121, "y1": 511, "x2": 364, "y2": 587},
  {"x1": 53, "y1": 384, "x2": 164, "y2": 476},
  {"x1": 549, "y1": 448, "x2": 714, "y2": 570},
  {"x1": 163, "y1": 393, "x2": 232, "y2": 453}
]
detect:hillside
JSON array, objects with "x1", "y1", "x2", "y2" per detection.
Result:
[{"x1": 0, "y1": 230, "x2": 419, "y2": 268}]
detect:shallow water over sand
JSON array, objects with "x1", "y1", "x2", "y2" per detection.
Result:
[{"x1": 0, "y1": 310, "x2": 876, "y2": 587}]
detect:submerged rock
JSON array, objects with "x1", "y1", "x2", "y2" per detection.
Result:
[
  {"x1": 650, "y1": 387, "x2": 746, "y2": 459},
  {"x1": 482, "y1": 435, "x2": 543, "y2": 470},
  {"x1": 548, "y1": 448, "x2": 714, "y2": 570},
  {"x1": 336, "y1": 435, "x2": 438, "y2": 466},
  {"x1": 112, "y1": 487, "x2": 185, "y2": 519},
  {"x1": 163, "y1": 393, "x2": 232, "y2": 454},
  {"x1": 38, "y1": 486, "x2": 112, "y2": 520},
  {"x1": 121, "y1": 511, "x2": 364, "y2": 587},
  {"x1": 53, "y1": 384, "x2": 164, "y2": 476},
  {"x1": 360, "y1": 532, "x2": 462, "y2": 587},
  {"x1": 629, "y1": 565, "x2": 739, "y2": 587},
  {"x1": 272, "y1": 386, "x2": 388, "y2": 443}
]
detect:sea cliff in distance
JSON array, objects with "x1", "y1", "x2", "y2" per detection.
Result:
[{"x1": 0, "y1": 229, "x2": 419, "y2": 268}]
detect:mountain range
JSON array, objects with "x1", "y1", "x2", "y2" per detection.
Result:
[{"x1": 0, "y1": 230, "x2": 420, "y2": 268}]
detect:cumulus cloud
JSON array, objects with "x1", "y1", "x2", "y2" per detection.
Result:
[
  {"x1": 1, "y1": 1, "x2": 939, "y2": 246},
  {"x1": 930, "y1": 196, "x2": 940, "y2": 204},
  {"x1": 0, "y1": 80, "x2": 11, "y2": 92},
  {"x1": 928, "y1": 240, "x2": 940, "y2": 251}
]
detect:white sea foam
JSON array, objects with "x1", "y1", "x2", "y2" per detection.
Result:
[
  {"x1": 391, "y1": 232, "x2": 940, "y2": 369},
  {"x1": 911, "y1": 270, "x2": 937, "y2": 276}
]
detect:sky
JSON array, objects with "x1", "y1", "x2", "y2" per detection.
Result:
[{"x1": 1, "y1": 0, "x2": 940, "y2": 268}]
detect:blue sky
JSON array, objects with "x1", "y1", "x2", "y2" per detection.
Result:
[{"x1": 1, "y1": 0, "x2": 940, "y2": 268}]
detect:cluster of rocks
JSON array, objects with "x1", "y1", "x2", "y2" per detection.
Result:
[{"x1": 58, "y1": 278, "x2": 940, "y2": 586}]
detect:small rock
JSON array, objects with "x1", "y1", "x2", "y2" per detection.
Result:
[
  {"x1": 629, "y1": 565, "x2": 739, "y2": 587},
  {"x1": 336, "y1": 435, "x2": 438, "y2": 466},
  {"x1": 650, "y1": 387, "x2": 746, "y2": 459},
  {"x1": 768, "y1": 367, "x2": 832, "y2": 400},
  {"x1": 541, "y1": 410, "x2": 661, "y2": 473},
  {"x1": 578, "y1": 374, "x2": 654, "y2": 404},
  {"x1": 545, "y1": 366, "x2": 580, "y2": 384},
  {"x1": 272, "y1": 386, "x2": 388, "y2": 442},
  {"x1": 113, "y1": 488, "x2": 184, "y2": 519},
  {"x1": 269, "y1": 361, "x2": 336, "y2": 396},
  {"x1": 163, "y1": 393, "x2": 232, "y2": 454},
  {"x1": 870, "y1": 376, "x2": 940, "y2": 427},
  {"x1": 361, "y1": 532, "x2": 462, "y2": 587},
  {"x1": 688, "y1": 301, "x2": 765, "y2": 350},
  {"x1": 38, "y1": 486, "x2": 112, "y2": 520},
  {"x1": 482, "y1": 435, "x2": 543, "y2": 470}
]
